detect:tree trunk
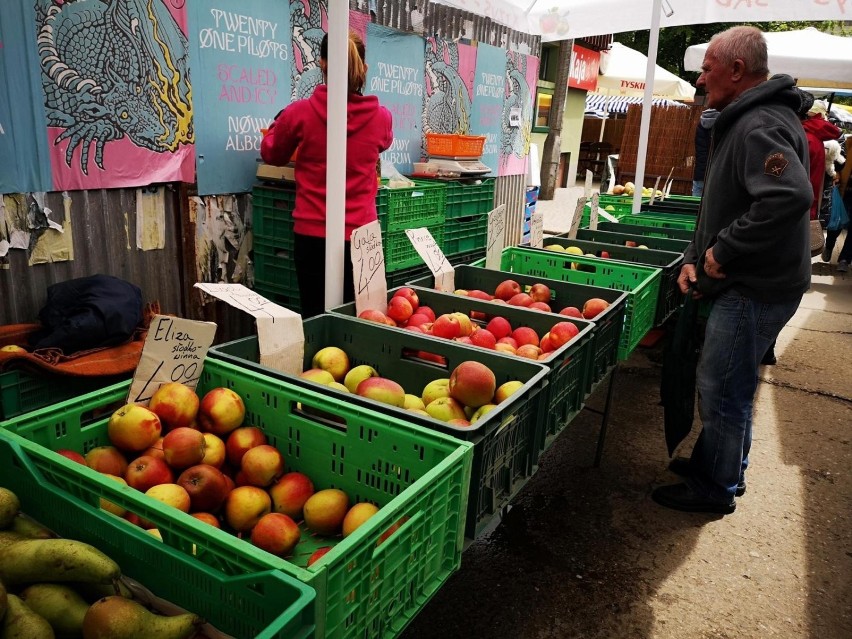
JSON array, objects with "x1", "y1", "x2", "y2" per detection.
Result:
[{"x1": 540, "y1": 39, "x2": 573, "y2": 200}]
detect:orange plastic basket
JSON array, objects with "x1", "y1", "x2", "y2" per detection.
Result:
[{"x1": 425, "y1": 133, "x2": 486, "y2": 158}]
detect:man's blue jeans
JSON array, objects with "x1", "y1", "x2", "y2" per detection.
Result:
[{"x1": 688, "y1": 289, "x2": 802, "y2": 501}]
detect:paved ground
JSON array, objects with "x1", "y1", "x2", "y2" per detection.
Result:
[{"x1": 402, "y1": 194, "x2": 851, "y2": 639}]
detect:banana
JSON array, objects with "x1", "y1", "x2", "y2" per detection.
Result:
[
  {"x1": 0, "y1": 539, "x2": 121, "y2": 586},
  {"x1": 1, "y1": 594, "x2": 55, "y2": 639}
]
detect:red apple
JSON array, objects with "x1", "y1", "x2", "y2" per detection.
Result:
[
  {"x1": 432, "y1": 314, "x2": 461, "y2": 339},
  {"x1": 528, "y1": 283, "x2": 551, "y2": 303},
  {"x1": 148, "y1": 382, "x2": 200, "y2": 431},
  {"x1": 416, "y1": 306, "x2": 436, "y2": 322},
  {"x1": 494, "y1": 343, "x2": 517, "y2": 355},
  {"x1": 356, "y1": 377, "x2": 406, "y2": 407},
  {"x1": 528, "y1": 301, "x2": 552, "y2": 312},
  {"x1": 303, "y1": 488, "x2": 350, "y2": 536},
  {"x1": 540, "y1": 333, "x2": 554, "y2": 353},
  {"x1": 507, "y1": 293, "x2": 534, "y2": 307},
  {"x1": 599, "y1": 250, "x2": 611, "y2": 258},
  {"x1": 224, "y1": 486, "x2": 272, "y2": 533},
  {"x1": 392, "y1": 287, "x2": 419, "y2": 312},
  {"x1": 200, "y1": 433, "x2": 226, "y2": 468},
  {"x1": 306, "y1": 546, "x2": 333, "y2": 567},
  {"x1": 85, "y1": 446, "x2": 128, "y2": 477},
  {"x1": 624, "y1": 240, "x2": 638, "y2": 247},
  {"x1": 191, "y1": 512, "x2": 221, "y2": 528},
  {"x1": 494, "y1": 279, "x2": 521, "y2": 301},
  {"x1": 269, "y1": 472, "x2": 315, "y2": 520},
  {"x1": 107, "y1": 404, "x2": 162, "y2": 452},
  {"x1": 177, "y1": 464, "x2": 231, "y2": 512},
  {"x1": 198, "y1": 388, "x2": 245, "y2": 436},
  {"x1": 466, "y1": 289, "x2": 493, "y2": 301},
  {"x1": 549, "y1": 321, "x2": 580, "y2": 348},
  {"x1": 486, "y1": 317, "x2": 512, "y2": 340},
  {"x1": 125, "y1": 455, "x2": 174, "y2": 492},
  {"x1": 358, "y1": 309, "x2": 389, "y2": 324},
  {"x1": 449, "y1": 361, "x2": 496, "y2": 409},
  {"x1": 387, "y1": 296, "x2": 414, "y2": 324},
  {"x1": 469, "y1": 329, "x2": 497, "y2": 349},
  {"x1": 452, "y1": 312, "x2": 474, "y2": 337},
  {"x1": 497, "y1": 336, "x2": 518, "y2": 349},
  {"x1": 311, "y1": 346, "x2": 350, "y2": 383},
  {"x1": 512, "y1": 326, "x2": 540, "y2": 348},
  {"x1": 57, "y1": 449, "x2": 86, "y2": 465},
  {"x1": 455, "y1": 336, "x2": 473, "y2": 345},
  {"x1": 582, "y1": 298, "x2": 611, "y2": 319},
  {"x1": 407, "y1": 313, "x2": 431, "y2": 328},
  {"x1": 516, "y1": 344, "x2": 543, "y2": 360},
  {"x1": 559, "y1": 306, "x2": 584, "y2": 318},
  {"x1": 142, "y1": 437, "x2": 165, "y2": 461},
  {"x1": 162, "y1": 427, "x2": 207, "y2": 470},
  {"x1": 241, "y1": 444, "x2": 285, "y2": 487},
  {"x1": 251, "y1": 512, "x2": 301, "y2": 557},
  {"x1": 226, "y1": 426, "x2": 268, "y2": 467}
]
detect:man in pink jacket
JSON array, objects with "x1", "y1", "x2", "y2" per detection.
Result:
[{"x1": 261, "y1": 32, "x2": 393, "y2": 317}]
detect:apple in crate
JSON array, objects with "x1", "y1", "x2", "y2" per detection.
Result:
[
  {"x1": 356, "y1": 377, "x2": 406, "y2": 408},
  {"x1": 240, "y1": 444, "x2": 285, "y2": 487},
  {"x1": 449, "y1": 361, "x2": 496, "y2": 409},
  {"x1": 100, "y1": 474, "x2": 129, "y2": 517},
  {"x1": 200, "y1": 433, "x2": 226, "y2": 468},
  {"x1": 403, "y1": 394, "x2": 426, "y2": 410},
  {"x1": 225, "y1": 486, "x2": 272, "y2": 533},
  {"x1": 582, "y1": 298, "x2": 611, "y2": 319},
  {"x1": 178, "y1": 464, "x2": 231, "y2": 513},
  {"x1": 529, "y1": 283, "x2": 551, "y2": 303},
  {"x1": 304, "y1": 488, "x2": 350, "y2": 536},
  {"x1": 108, "y1": 404, "x2": 162, "y2": 452},
  {"x1": 269, "y1": 472, "x2": 315, "y2": 519},
  {"x1": 148, "y1": 382, "x2": 200, "y2": 431},
  {"x1": 125, "y1": 455, "x2": 174, "y2": 492},
  {"x1": 251, "y1": 512, "x2": 302, "y2": 557},
  {"x1": 162, "y1": 427, "x2": 206, "y2": 470},
  {"x1": 307, "y1": 546, "x2": 333, "y2": 567},
  {"x1": 85, "y1": 446, "x2": 128, "y2": 477},
  {"x1": 57, "y1": 449, "x2": 87, "y2": 465},
  {"x1": 226, "y1": 426, "x2": 268, "y2": 467},
  {"x1": 198, "y1": 387, "x2": 245, "y2": 437},
  {"x1": 143, "y1": 484, "x2": 191, "y2": 528},
  {"x1": 494, "y1": 279, "x2": 521, "y2": 301},
  {"x1": 486, "y1": 317, "x2": 512, "y2": 340},
  {"x1": 516, "y1": 344, "x2": 542, "y2": 360},
  {"x1": 470, "y1": 404, "x2": 497, "y2": 424},
  {"x1": 549, "y1": 321, "x2": 580, "y2": 349},
  {"x1": 495, "y1": 380, "x2": 524, "y2": 403},
  {"x1": 393, "y1": 287, "x2": 420, "y2": 311},
  {"x1": 143, "y1": 437, "x2": 165, "y2": 461},
  {"x1": 426, "y1": 397, "x2": 468, "y2": 422},
  {"x1": 512, "y1": 327, "x2": 540, "y2": 348},
  {"x1": 343, "y1": 502, "x2": 380, "y2": 537},
  {"x1": 300, "y1": 368, "x2": 335, "y2": 385},
  {"x1": 311, "y1": 346, "x2": 350, "y2": 383},
  {"x1": 432, "y1": 314, "x2": 461, "y2": 339},
  {"x1": 529, "y1": 301, "x2": 552, "y2": 312},
  {"x1": 421, "y1": 378, "x2": 451, "y2": 406},
  {"x1": 508, "y1": 293, "x2": 533, "y2": 307},
  {"x1": 559, "y1": 306, "x2": 584, "y2": 319},
  {"x1": 417, "y1": 306, "x2": 436, "y2": 322},
  {"x1": 343, "y1": 364, "x2": 378, "y2": 393},
  {"x1": 386, "y1": 296, "x2": 414, "y2": 324},
  {"x1": 358, "y1": 309, "x2": 389, "y2": 325},
  {"x1": 191, "y1": 512, "x2": 221, "y2": 528},
  {"x1": 470, "y1": 329, "x2": 496, "y2": 349}
]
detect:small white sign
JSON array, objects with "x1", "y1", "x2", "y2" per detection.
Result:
[
  {"x1": 350, "y1": 221, "x2": 387, "y2": 317},
  {"x1": 584, "y1": 170, "x2": 593, "y2": 199},
  {"x1": 485, "y1": 204, "x2": 507, "y2": 270},
  {"x1": 405, "y1": 228, "x2": 454, "y2": 292},
  {"x1": 193, "y1": 283, "x2": 305, "y2": 376},
  {"x1": 529, "y1": 212, "x2": 544, "y2": 248},
  {"x1": 127, "y1": 315, "x2": 217, "y2": 405},
  {"x1": 568, "y1": 196, "x2": 587, "y2": 239},
  {"x1": 650, "y1": 175, "x2": 662, "y2": 204},
  {"x1": 589, "y1": 192, "x2": 600, "y2": 230}
]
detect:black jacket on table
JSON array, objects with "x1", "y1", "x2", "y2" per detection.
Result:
[{"x1": 684, "y1": 74, "x2": 813, "y2": 303}]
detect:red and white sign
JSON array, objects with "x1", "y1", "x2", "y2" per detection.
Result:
[{"x1": 568, "y1": 44, "x2": 600, "y2": 91}]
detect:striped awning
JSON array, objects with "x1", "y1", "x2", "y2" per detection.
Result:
[{"x1": 585, "y1": 94, "x2": 688, "y2": 115}]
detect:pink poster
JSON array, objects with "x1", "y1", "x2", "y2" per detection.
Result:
[
  {"x1": 499, "y1": 51, "x2": 539, "y2": 177},
  {"x1": 39, "y1": 0, "x2": 194, "y2": 191},
  {"x1": 423, "y1": 38, "x2": 476, "y2": 135}
]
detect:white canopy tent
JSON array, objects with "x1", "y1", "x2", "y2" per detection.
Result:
[
  {"x1": 596, "y1": 42, "x2": 695, "y2": 100},
  {"x1": 684, "y1": 27, "x2": 852, "y2": 89},
  {"x1": 323, "y1": 0, "x2": 851, "y2": 307}
]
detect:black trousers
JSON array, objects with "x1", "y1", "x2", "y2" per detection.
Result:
[{"x1": 294, "y1": 233, "x2": 354, "y2": 319}]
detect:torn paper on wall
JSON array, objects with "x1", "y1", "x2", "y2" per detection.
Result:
[
  {"x1": 136, "y1": 187, "x2": 166, "y2": 250},
  {"x1": 29, "y1": 192, "x2": 74, "y2": 265},
  {"x1": 191, "y1": 195, "x2": 250, "y2": 289},
  {"x1": 3, "y1": 194, "x2": 30, "y2": 249}
]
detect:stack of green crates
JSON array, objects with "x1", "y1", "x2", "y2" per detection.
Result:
[
  {"x1": 377, "y1": 180, "x2": 447, "y2": 270},
  {"x1": 440, "y1": 178, "x2": 496, "y2": 254},
  {"x1": 251, "y1": 184, "x2": 301, "y2": 312}
]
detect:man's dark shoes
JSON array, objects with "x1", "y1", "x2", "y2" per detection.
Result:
[
  {"x1": 668, "y1": 456, "x2": 746, "y2": 497},
  {"x1": 652, "y1": 483, "x2": 736, "y2": 514},
  {"x1": 760, "y1": 348, "x2": 777, "y2": 365}
]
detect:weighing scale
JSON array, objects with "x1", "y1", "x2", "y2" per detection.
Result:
[{"x1": 419, "y1": 156, "x2": 492, "y2": 177}]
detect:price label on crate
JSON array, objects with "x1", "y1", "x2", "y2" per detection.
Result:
[
  {"x1": 193, "y1": 283, "x2": 305, "y2": 376},
  {"x1": 529, "y1": 211, "x2": 544, "y2": 248},
  {"x1": 568, "y1": 196, "x2": 586, "y2": 239},
  {"x1": 405, "y1": 227, "x2": 454, "y2": 291},
  {"x1": 351, "y1": 220, "x2": 387, "y2": 316},
  {"x1": 127, "y1": 315, "x2": 217, "y2": 405},
  {"x1": 589, "y1": 192, "x2": 600, "y2": 230},
  {"x1": 584, "y1": 169, "x2": 594, "y2": 199},
  {"x1": 649, "y1": 175, "x2": 662, "y2": 204},
  {"x1": 485, "y1": 204, "x2": 507, "y2": 270}
]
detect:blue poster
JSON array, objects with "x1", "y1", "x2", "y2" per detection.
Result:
[
  {"x1": 188, "y1": 1, "x2": 293, "y2": 195},
  {"x1": 365, "y1": 24, "x2": 424, "y2": 176},
  {"x1": 0, "y1": 1, "x2": 52, "y2": 194},
  {"x1": 470, "y1": 43, "x2": 505, "y2": 178}
]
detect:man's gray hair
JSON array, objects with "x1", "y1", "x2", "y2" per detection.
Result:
[{"x1": 709, "y1": 26, "x2": 769, "y2": 77}]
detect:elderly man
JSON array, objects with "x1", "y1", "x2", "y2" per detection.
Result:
[{"x1": 653, "y1": 26, "x2": 813, "y2": 514}]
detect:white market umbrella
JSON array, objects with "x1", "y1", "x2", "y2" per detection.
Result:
[
  {"x1": 684, "y1": 27, "x2": 852, "y2": 89},
  {"x1": 596, "y1": 42, "x2": 695, "y2": 100}
]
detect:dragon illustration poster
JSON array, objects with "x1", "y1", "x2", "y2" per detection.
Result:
[
  {"x1": 423, "y1": 37, "x2": 476, "y2": 138},
  {"x1": 469, "y1": 42, "x2": 506, "y2": 178},
  {"x1": 364, "y1": 23, "x2": 424, "y2": 177},
  {"x1": 33, "y1": 0, "x2": 194, "y2": 192},
  {"x1": 188, "y1": 0, "x2": 293, "y2": 195},
  {"x1": 500, "y1": 50, "x2": 538, "y2": 177}
]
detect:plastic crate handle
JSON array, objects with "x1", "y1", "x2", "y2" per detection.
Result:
[{"x1": 400, "y1": 348, "x2": 449, "y2": 371}]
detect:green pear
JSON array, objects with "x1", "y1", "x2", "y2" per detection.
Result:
[
  {"x1": 82, "y1": 596, "x2": 202, "y2": 639},
  {"x1": 2, "y1": 594, "x2": 55, "y2": 638},
  {"x1": 20, "y1": 583, "x2": 89, "y2": 638},
  {"x1": 0, "y1": 488, "x2": 20, "y2": 529}
]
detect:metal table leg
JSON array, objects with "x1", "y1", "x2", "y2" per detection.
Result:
[{"x1": 582, "y1": 364, "x2": 619, "y2": 468}]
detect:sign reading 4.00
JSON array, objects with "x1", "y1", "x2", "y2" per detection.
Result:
[{"x1": 128, "y1": 315, "x2": 218, "y2": 405}]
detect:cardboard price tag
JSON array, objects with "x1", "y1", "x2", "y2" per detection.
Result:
[
  {"x1": 584, "y1": 169, "x2": 593, "y2": 199},
  {"x1": 529, "y1": 211, "x2": 543, "y2": 248},
  {"x1": 649, "y1": 175, "x2": 662, "y2": 204},
  {"x1": 127, "y1": 315, "x2": 217, "y2": 405},
  {"x1": 350, "y1": 221, "x2": 387, "y2": 316},
  {"x1": 193, "y1": 283, "x2": 304, "y2": 376},
  {"x1": 485, "y1": 204, "x2": 507, "y2": 270},
  {"x1": 589, "y1": 192, "x2": 600, "y2": 230},
  {"x1": 568, "y1": 196, "x2": 587, "y2": 239},
  {"x1": 405, "y1": 227, "x2": 454, "y2": 291}
]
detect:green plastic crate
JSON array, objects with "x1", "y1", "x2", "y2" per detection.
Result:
[
  {"x1": 533, "y1": 237, "x2": 684, "y2": 326},
  {"x1": 332, "y1": 287, "x2": 595, "y2": 460},
  {"x1": 0, "y1": 368, "x2": 127, "y2": 421},
  {"x1": 436, "y1": 178, "x2": 496, "y2": 220},
  {"x1": 596, "y1": 194, "x2": 651, "y2": 214},
  {"x1": 619, "y1": 214, "x2": 696, "y2": 231},
  {"x1": 472, "y1": 248, "x2": 661, "y2": 360},
  {"x1": 252, "y1": 282, "x2": 302, "y2": 314},
  {"x1": 595, "y1": 221, "x2": 696, "y2": 241},
  {"x1": 385, "y1": 248, "x2": 484, "y2": 288},
  {"x1": 408, "y1": 265, "x2": 626, "y2": 394},
  {"x1": 576, "y1": 228, "x2": 690, "y2": 253},
  {"x1": 253, "y1": 235, "x2": 299, "y2": 293},
  {"x1": 0, "y1": 431, "x2": 315, "y2": 639},
  {"x1": 443, "y1": 214, "x2": 488, "y2": 254},
  {"x1": 1, "y1": 359, "x2": 471, "y2": 639},
  {"x1": 641, "y1": 201, "x2": 700, "y2": 215},
  {"x1": 208, "y1": 315, "x2": 547, "y2": 540},
  {"x1": 385, "y1": 224, "x2": 445, "y2": 271},
  {"x1": 253, "y1": 184, "x2": 298, "y2": 239},
  {"x1": 376, "y1": 181, "x2": 447, "y2": 232}
]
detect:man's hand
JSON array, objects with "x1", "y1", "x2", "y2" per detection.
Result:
[
  {"x1": 703, "y1": 247, "x2": 726, "y2": 279},
  {"x1": 678, "y1": 263, "x2": 698, "y2": 295}
]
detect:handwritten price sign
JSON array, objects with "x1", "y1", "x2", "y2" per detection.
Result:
[
  {"x1": 405, "y1": 227, "x2": 454, "y2": 291},
  {"x1": 568, "y1": 196, "x2": 587, "y2": 239},
  {"x1": 589, "y1": 192, "x2": 600, "y2": 230},
  {"x1": 529, "y1": 211, "x2": 544, "y2": 248},
  {"x1": 128, "y1": 315, "x2": 217, "y2": 405},
  {"x1": 351, "y1": 221, "x2": 387, "y2": 316},
  {"x1": 485, "y1": 204, "x2": 506, "y2": 270}
]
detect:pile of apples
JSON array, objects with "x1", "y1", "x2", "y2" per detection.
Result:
[
  {"x1": 302, "y1": 346, "x2": 523, "y2": 427},
  {"x1": 451, "y1": 279, "x2": 610, "y2": 321},
  {"x1": 57, "y1": 383, "x2": 382, "y2": 565}
]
